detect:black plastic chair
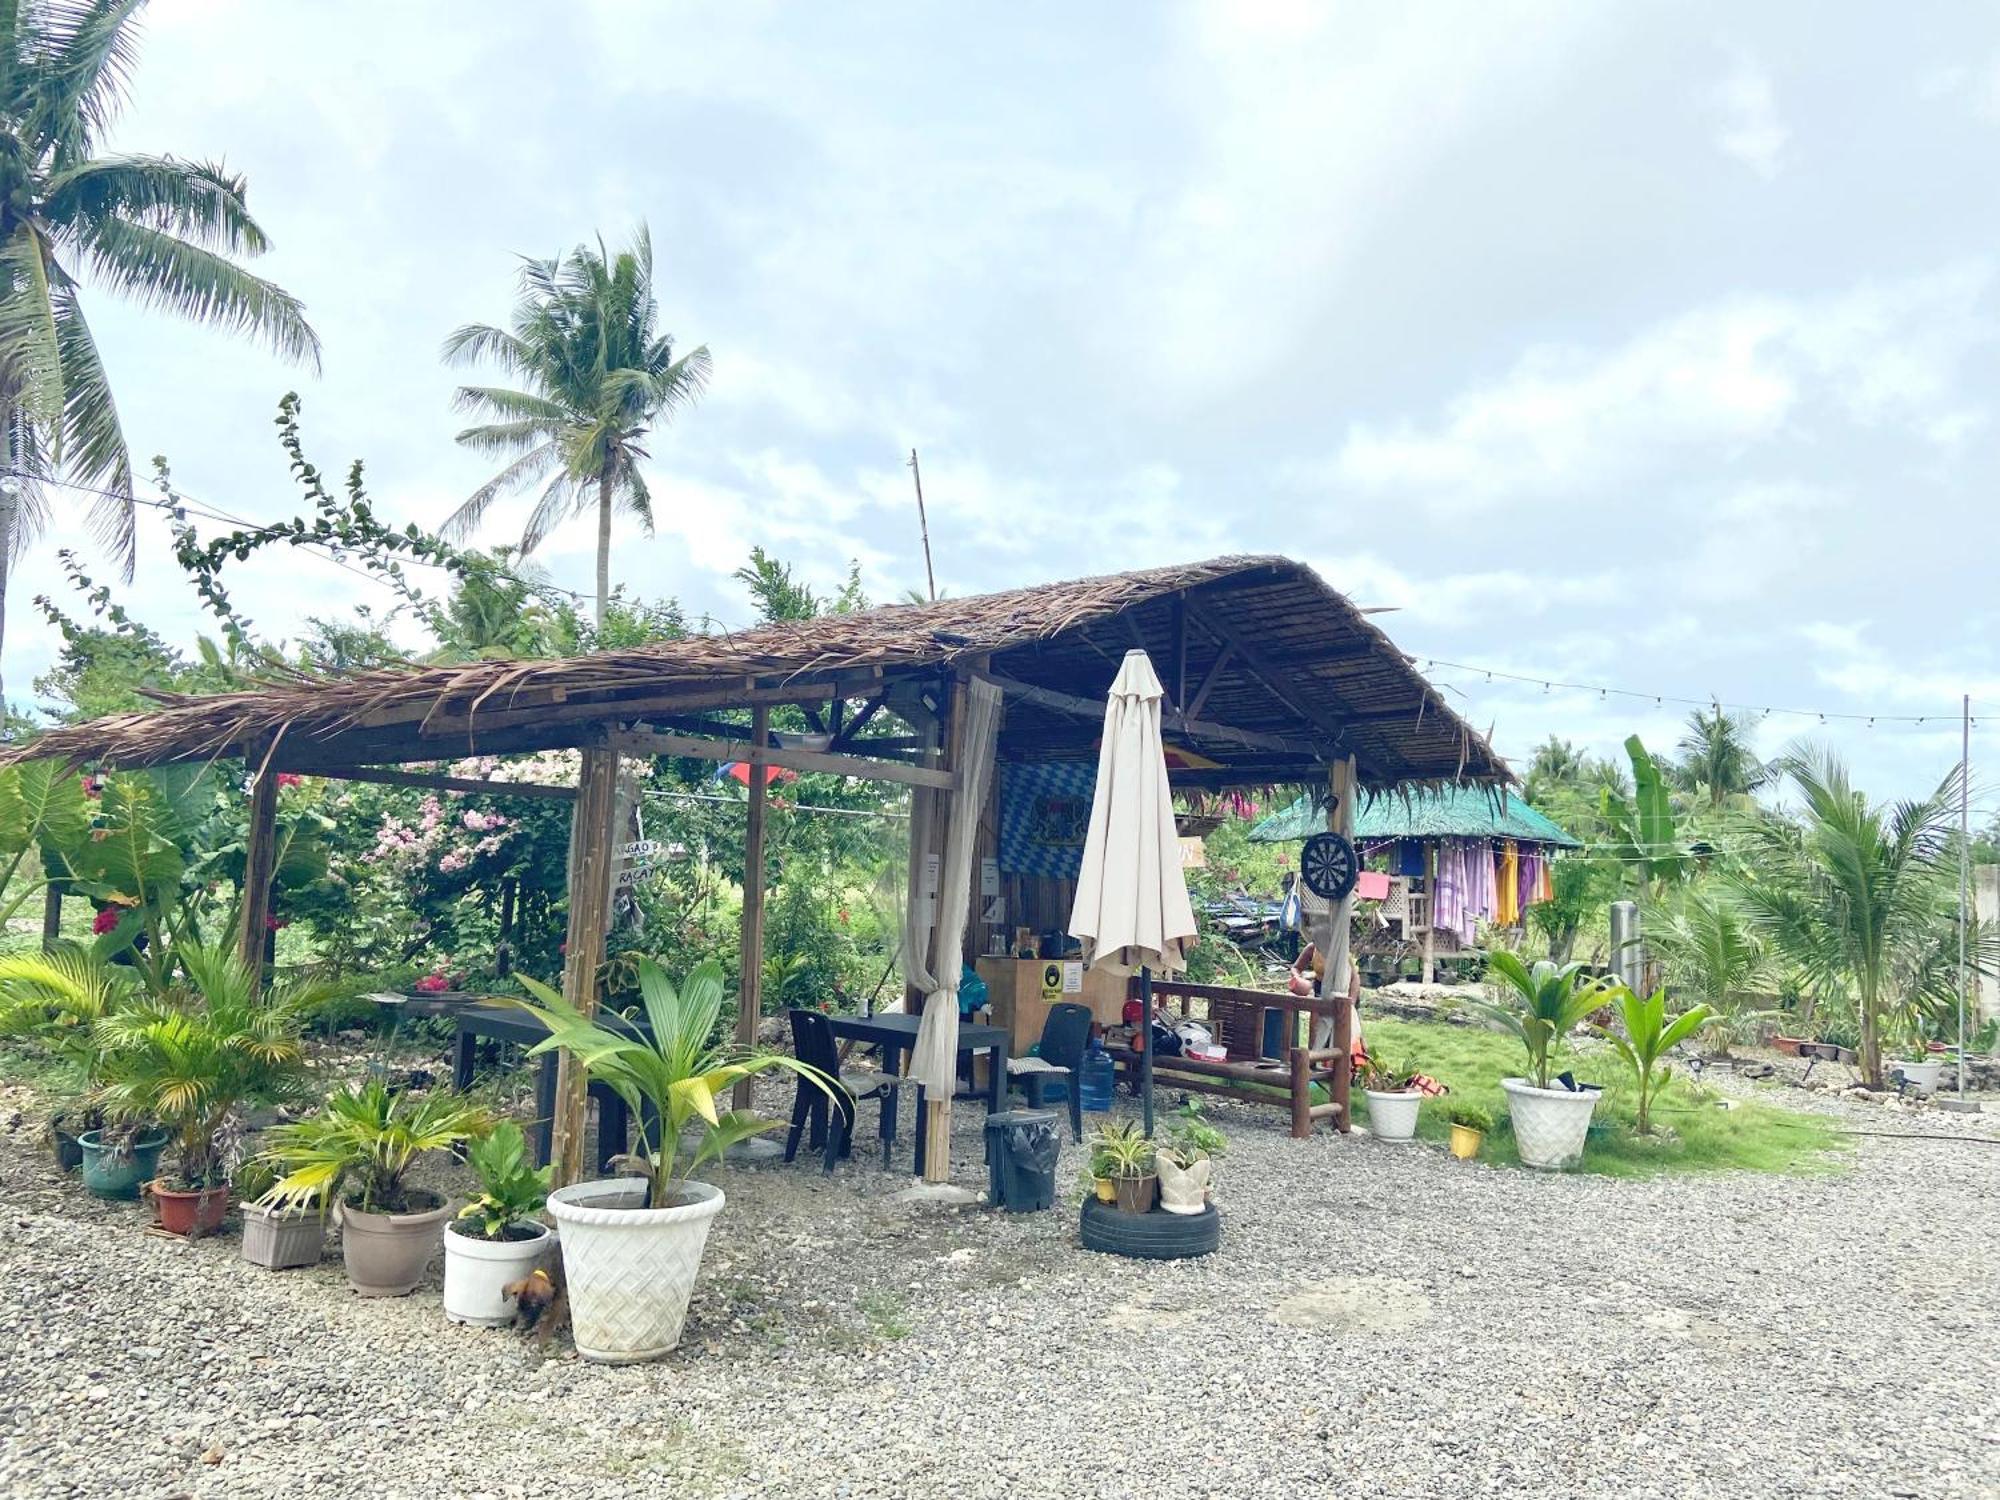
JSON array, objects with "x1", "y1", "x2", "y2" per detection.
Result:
[
  {"x1": 784, "y1": 1009, "x2": 902, "y2": 1173},
  {"x1": 1008, "y1": 1001, "x2": 1091, "y2": 1143}
]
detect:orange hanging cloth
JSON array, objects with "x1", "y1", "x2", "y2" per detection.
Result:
[{"x1": 1497, "y1": 840, "x2": 1520, "y2": 927}]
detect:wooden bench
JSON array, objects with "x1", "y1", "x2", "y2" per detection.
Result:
[{"x1": 1105, "y1": 978, "x2": 1352, "y2": 1139}]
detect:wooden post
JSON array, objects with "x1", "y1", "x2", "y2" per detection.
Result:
[
  {"x1": 40, "y1": 883, "x2": 62, "y2": 950},
  {"x1": 1314, "y1": 756, "x2": 1356, "y2": 1047},
  {"x1": 1332, "y1": 989, "x2": 1354, "y2": 1134},
  {"x1": 1420, "y1": 842, "x2": 1437, "y2": 986},
  {"x1": 549, "y1": 747, "x2": 621, "y2": 1188},
  {"x1": 1289, "y1": 1044, "x2": 1311, "y2": 1139},
  {"x1": 237, "y1": 763, "x2": 280, "y2": 989},
  {"x1": 734, "y1": 706, "x2": 770, "y2": 1112},
  {"x1": 921, "y1": 678, "x2": 966, "y2": 1183}
]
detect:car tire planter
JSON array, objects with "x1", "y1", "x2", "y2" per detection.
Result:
[
  {"x1": 1078, "y1": 1198, "x2": 1220, "y2": 1260},
  {"x1": 1299, "y1": 832, "x2": 1359, "y2": 902},
  {"x1": 443, "y1": 1221, "x2": 554, "y2": 1328},
  {"x1": 335, "y1": 1196, "x2": 455, "y2": 1296},
  {"x1": 1364, "y1": 1088, "x2": 1423, "y2": 1142},
  {"x1": 1501, "y1": 1078, "x2": 1601, "y2": 1169},
  {"x1": 548, "y1": 1177, "x2": 726, "y2": 1364}
]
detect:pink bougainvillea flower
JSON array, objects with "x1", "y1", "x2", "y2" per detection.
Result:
[
  {"x1": 265, "y1": 914, "x2": 288, "y2": 931},
  {"x1": 275, "y1": 772, "x2": 304, "y2": 790},
  {"x1": 91, "y1": 907, "x2": 122, "y2": 935}
]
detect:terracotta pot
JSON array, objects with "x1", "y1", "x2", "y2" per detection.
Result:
[
  {"x1": 1448, "y1": 1124, "x2": 1484, "y2": 1160},
  {"x1": 149, "y1": 1182, "x2": 231, "y2": 1238},
  {"x1": 334, "y1": 1195, "x2": 454, "y2": 1297},
  {"x1": 1771, "y1": 1036, "x2": 1807, "y2": 1057},
  {"x1": 1111, "y1": 1173, "x2": 1157, "y2": 1214}
]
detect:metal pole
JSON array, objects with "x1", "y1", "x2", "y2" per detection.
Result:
[
  {"x1": 1959, "y1": 693, "x2": 1971, "y2": 1101},
  {"x1": 1140, "y1": 965, "x2": 1155, "y2": 1137}
]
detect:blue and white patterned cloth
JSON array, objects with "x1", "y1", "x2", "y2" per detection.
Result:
[{"x1": 999, "y1": 760, "x2": 1098, "y2": 879}]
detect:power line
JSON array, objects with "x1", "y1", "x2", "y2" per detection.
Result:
[{"x1": 1420, "y1": 655, "x2": 1983, "y2": 728}]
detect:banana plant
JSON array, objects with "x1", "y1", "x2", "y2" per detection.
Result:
[
  {"x1": 507, "y1": 957, "x2": 834, "y2": 1207},
  {"x1": 1470, "y1": 951, "x2": 1619, "y2": 1090},
  {"x1": 1594, "y1": 985, "x2": 1712, "y2": 1135}
]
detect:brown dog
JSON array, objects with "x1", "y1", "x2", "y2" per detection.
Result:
[{"x1": 502, "y1": 1264, "x2": 568, "y2": 1343}]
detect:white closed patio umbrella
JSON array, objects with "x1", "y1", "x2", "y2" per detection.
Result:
[{"x1": 1067, "y1": 649, "x2": 1199, "y2": 1136}]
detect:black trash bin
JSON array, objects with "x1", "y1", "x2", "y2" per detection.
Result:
[{"x1": 983, "y1": 1107, "x2": 1061, "y2": 1212}]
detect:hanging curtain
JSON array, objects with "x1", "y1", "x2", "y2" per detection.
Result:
[
  {"x1": 1497, "y1": 840, "x2": 1520, "y2": 926},
  {"x1": 907, "y1": 678, "x2": 1005, "y2": 1095}
]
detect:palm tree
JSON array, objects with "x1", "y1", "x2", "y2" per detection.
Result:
[
  {"x1": 440, "y1": 227, "x2": 710, "y2": 628},
  {"x1": 1676, "y1": 705, "x2": 1770, "y2": 808},
  {"x1": 0, "y1": 1, "x2": 320, "y2": 713},
  {"x1": 1731, "y1": 747, "x2": 1961, "y2": 1087}
]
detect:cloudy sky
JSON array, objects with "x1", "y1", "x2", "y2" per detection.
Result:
[{"x1": 14, "y1": 1, "x2": 2000, "y2": 804}]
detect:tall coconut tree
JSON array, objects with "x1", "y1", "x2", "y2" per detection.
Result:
[
  {"x1": 440, "y1": 226, "x2": 709, "y2": 627},
  {"x1": 0, "y1": 0, "x2": 320, "y2": 714},
  {"x1": 1676, "y1": 705, "x2": 1770, "y2": 808},
  {"x1": 1731, "y1": 748, "x2": 1961, "y2": 1087}
]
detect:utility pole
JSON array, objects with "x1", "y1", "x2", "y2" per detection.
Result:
[
  {"x1": 1958, "y1": 693, "x2": 1972, "y2": 1104},
  {"x1": 908, "y1": 448, "x2": 937, "y2": 603}
]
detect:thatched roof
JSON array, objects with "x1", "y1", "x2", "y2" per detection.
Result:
[
  {"x1": 1248, "y1": 785, "x2": 1579, "y2": 846},
  {"x1": 5, "y1": 555, "x2": 1506, "y2": 789}
]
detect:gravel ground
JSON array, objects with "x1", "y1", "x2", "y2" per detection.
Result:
[{"x1": 0, "y1": 1070, "x2": 1995, "y2": 1500}]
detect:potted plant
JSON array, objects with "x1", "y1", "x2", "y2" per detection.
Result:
[
  {"x1": 78, "y1": 1118, "x2": 172, "y2": 1199},
  {"x1": 1087, "y1": 1119, "x2": 1157, "y2": 1214},
  {"x1": 235, "y1": 1159, "x2": 326, "y2": 1270},
  {"x1": 0, "y1": 944, "x2": 135, "y2": 1174},
  {"x1": 1446, "y1": 1104, "x2": 1492, "y2": 1160},
  {"x1": 1472, "y1": 953, "x2": 1618, "y2": 1169},
  {"x1": 1155, "y1": 1102, "x2": 1224, "y2": 1214},
  {"x1": 94, "y1": 944, "x2": 316, "y2": 1236},
  {"x1": 506, "y1": 957, "x2": 833, "y2": 1363},
  {"x1": 443, "y1": 1120, "x2": 554, "y2": 1328},
  {"x1": 260, "y1": 1078, "x2": 491, "y2": 1297},
  {"x1": 1886, "y1": 1013, "x2": 1944, "y2": 1095},
  {"x1": 1357, "y1": 1052, "x2": 1424, "y2": 1143}
]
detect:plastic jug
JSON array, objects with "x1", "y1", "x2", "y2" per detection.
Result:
[{"x1": 1078, "y1": 1041, "x2": 1115, "y2": 1113}]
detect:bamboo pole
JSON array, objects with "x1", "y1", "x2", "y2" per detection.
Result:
[
  {"x1": 237, "y1": 765, "x2": 280, "y2": 990},
  {"x1": 549, "y1": 747, "x2": 621, "y2": 1188},
  {"x1": 734, "y1": 706, "x2": 770, "y2": 1113},
  {"x1": 1421, "y1": 842, "x2": 1437, "y2": 986},
  {"x1": 1313, "y1": 756, "x2": 1356, "y2": 1048}
]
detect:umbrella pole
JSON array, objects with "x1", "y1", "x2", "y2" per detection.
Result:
[{"x1": 1141, "y1": 965, "x2": 1155, "y2": 1137}]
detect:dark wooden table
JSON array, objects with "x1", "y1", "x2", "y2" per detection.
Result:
[
  {"x1": 451, "y1": 1003, "x2": 651, "y2": 1172},
  {"x1": 828, "y1": 1013, "x2": 1010, "y2": 1176}
]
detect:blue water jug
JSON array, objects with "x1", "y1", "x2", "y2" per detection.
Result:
[{"x1": 1078, "y1": 1041, "x2": 1114, "y2": 1113}]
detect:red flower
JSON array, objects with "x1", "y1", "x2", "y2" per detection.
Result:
[
  {"x1": 275, "y1": 773, "x2": 303, "y2": 790},
  {"x1": 837, "y1": 907, "x2": 850, "y2": 926},
  {"x1": 265, "y1": 914, "x2": 289, "y2": 931},
  {"x1": 80, "y1": 775, "x2": 101, "y2": 800},
  {"x1": 91, "y1": 907, "x2": 121, "y2": 935},
  {"x1": 413, "y1": 973, "x2": 449, "y2": 994}
]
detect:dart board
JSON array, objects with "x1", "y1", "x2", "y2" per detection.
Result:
[{"x1": 1299, "y1": 831, "x2": 1359, "y2": 902}]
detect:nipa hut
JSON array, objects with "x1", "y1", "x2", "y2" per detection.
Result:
[{"x1": 6, "y1": 554, "x2": 1506, "y2": 1178}]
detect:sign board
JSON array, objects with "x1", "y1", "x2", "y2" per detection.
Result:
[
  {"x1": 980, "y1": 856, "x2": 1000, "y2": 899},
  {"x1": 1062, "y1": 961, "x2": 1084, "y2": 994}
]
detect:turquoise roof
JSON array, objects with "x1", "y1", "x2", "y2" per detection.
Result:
[{"x1": 1247, "y1": 785, "x2": 1581, "y2": 847}]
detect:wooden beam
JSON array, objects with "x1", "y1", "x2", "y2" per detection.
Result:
[
  {"x1": 1183, "y1": 645, "x2": 1236, "y2": 721},
  {"x1": 603, "y1": 728, "x2": 955, "y2": 790},
  {"x1": 284, "y1": 764, "x2": 576, "y2": 801},
  {"x1": 1183, "y1": 597, "x2": 1353, "y2": 746},
  {"x1": 978, "y1": 670, "x2": 1330, "y2": 760},
  {"x1": 829, "y1": 697, "x2": 887, "y2": 750},
  {"x1": 237, "y1": 764, "x2": 279, "y2": 989},
  {"x1": 734, "y1": 706, "x2": 770, "y2": 1113},
  {"x1": 1171, "y1": 595, "x2": 1188, "y2": 712},
  {"x1": 549, "y1": 747, "x2": 621, "y2": 1188},
  {"x1": 922, "y1": 676, "x2": 969, "y2": 1184}
]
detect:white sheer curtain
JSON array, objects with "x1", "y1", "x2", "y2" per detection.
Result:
[{"x1": 906, "y1": 677, "x2": 1004, "y2": 1093}]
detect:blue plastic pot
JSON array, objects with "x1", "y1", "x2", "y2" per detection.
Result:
[{"x1": 77, "y1": 1129, "x2": 169, "y2": 1200}]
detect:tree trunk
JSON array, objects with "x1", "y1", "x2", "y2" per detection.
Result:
[
  {"x1": 1859, "y1": 984, "x2": 1883, "y2": 1089},
  {"x1": 594, "y1": 471, "x2": 612, "y2": 631},
  {"x1": 0, "y1": 479, "x2": 13, "y2": 724}
]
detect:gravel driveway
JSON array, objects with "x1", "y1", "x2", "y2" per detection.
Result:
[{"x1": 0, "y1": 1079, "x2": 1993, "y2": 1500}]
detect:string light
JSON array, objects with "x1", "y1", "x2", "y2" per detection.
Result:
[{"x1": 1421, "y1": 655, "x2": 1979, "y2": 728}]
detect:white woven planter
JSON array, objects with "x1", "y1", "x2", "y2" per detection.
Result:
[
  {"x1": 1364, "y1": 1089, "x2": 1423, "y2": 1142},
  {"x1": 1156, "y1": 1155, "x2": 1212, "y2": 1214},
  {"x1": 443, "y1": 1221, "x2": 553, "y2": 1328},
  {"x1": 1501, "y1": 1078, "x2": 1601, "y2": 1169},
  {"x1": 547, "y1": 1178, "x2": 725, "y2": 1363},
  {"x1": 1890, "y1": 1059, "x2": 1942, "y2": 1095}
]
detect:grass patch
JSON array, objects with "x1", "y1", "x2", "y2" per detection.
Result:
[{"x1": 1357, "y1": 1016, "x2": 1849, "y2": 1178}]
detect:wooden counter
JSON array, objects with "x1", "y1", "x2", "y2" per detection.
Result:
[{"x1": 975, "y1": 956, "x2": 1130, "y2": 1052}]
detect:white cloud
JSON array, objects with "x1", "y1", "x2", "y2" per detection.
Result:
[
  {"x1": 1708, "y1": 50, "x2": 1790, "y2": 178},
  {"x1": 1309, "y1": 264, "x2": 1992, "y2": 514}
]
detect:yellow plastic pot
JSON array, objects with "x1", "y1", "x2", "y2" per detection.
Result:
[
  {"x1": 1448, "y1": 1124, "x2": 1484, "y2": 1160},
  {"x1": 1092, "y1": 1176, "x2": 1117, "y2": 1204}
]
